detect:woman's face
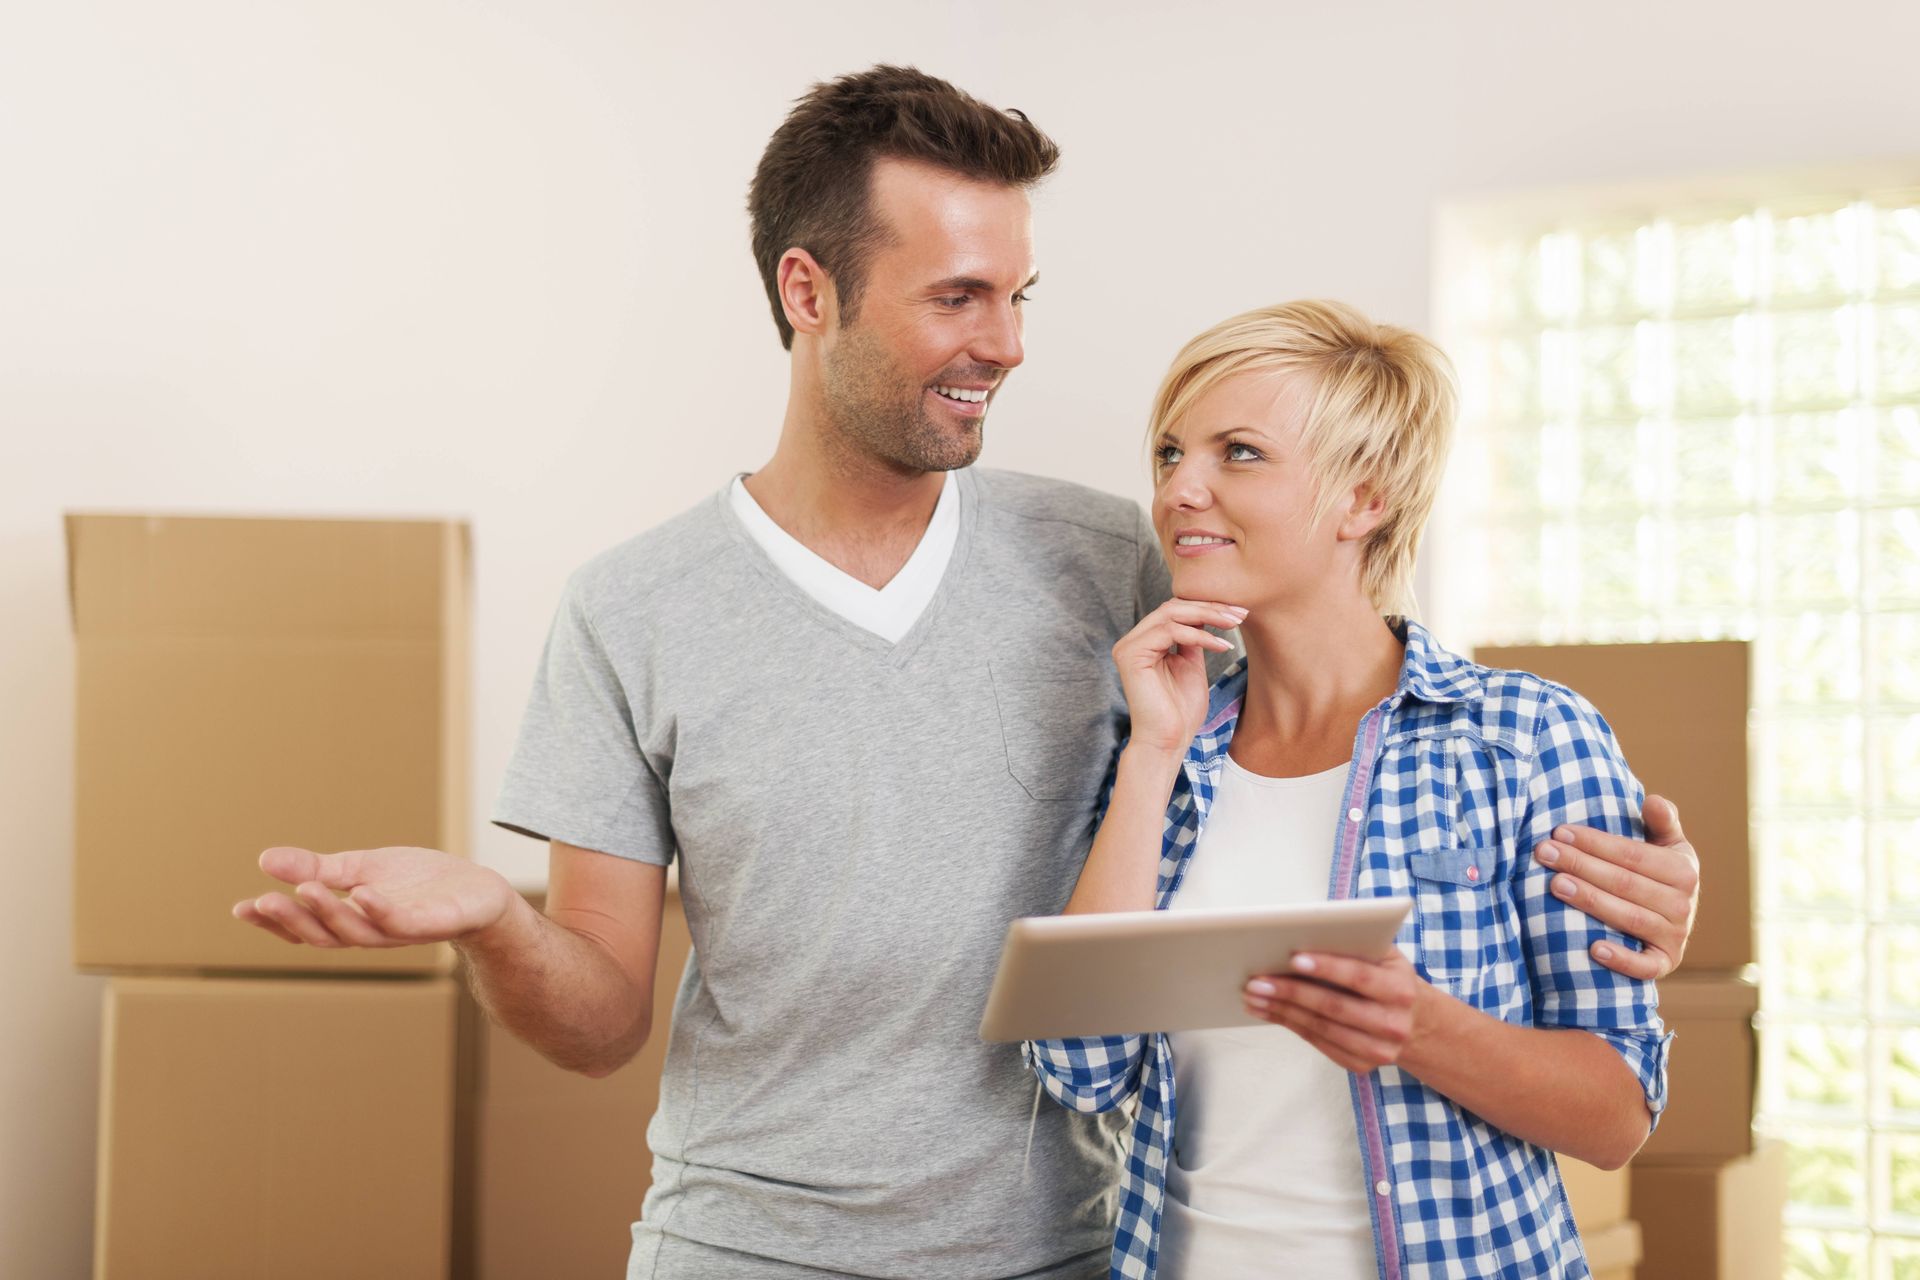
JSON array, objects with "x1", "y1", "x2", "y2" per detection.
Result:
[{"x1": 1150, "y1": 370, "x2": 1371, "y2": 614}]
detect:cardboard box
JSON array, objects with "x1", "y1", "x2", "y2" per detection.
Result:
[
  {"x1": 465, "y1": 888, "x2": 693, "y2": 1280},
  {"x1": 1640, "y1": 971, "x2": 1758, "y2": 1163},
  {"x1": 1475, "y1": 641, "x2": 1751, "y2": 972},
  {"x1": 1630, "y1": 1141, "x2": 1785, "y2": 1280},
  {"x1": 1586, "y1": 1218, "x2": 1642, "y2": 1280},
  {"x1": 95, "y1": 976, "x2": 458, "y2": 1280},
  {"x1": 1561, "y1": 1154, "x2": 1631, "y2": 1232},
  {"x1": 68, "y1": 513, "x2": 469, "y2": 972}
]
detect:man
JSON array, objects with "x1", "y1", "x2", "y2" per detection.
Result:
[{"x1": 235, "y1": 66, "x2": 1702, "y2": 1279}]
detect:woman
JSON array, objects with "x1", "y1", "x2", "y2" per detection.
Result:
[{"x1": 1026, "y1": 300, "x2": 1669, "y2": 1279}]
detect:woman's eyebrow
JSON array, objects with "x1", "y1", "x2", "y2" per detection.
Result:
[{"x1": 1194, "y1": 425, "x2": 1279, "y2": 445}]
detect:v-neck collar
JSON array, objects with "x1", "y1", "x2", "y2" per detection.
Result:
[
  {"x1": 729, "y1": 470, "x2": 957, "y2": 623},
  {"x1": 717, "y1": 467, "x2": 979, "y2": 668}
]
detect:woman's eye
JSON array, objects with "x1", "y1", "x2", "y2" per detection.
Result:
[
  {"x1": 1154, "y1": 445, "x2": 1184, "y2": 467},
  {"x1": 1226, "y1": 442, "x2": 1263, "y2": 462}
]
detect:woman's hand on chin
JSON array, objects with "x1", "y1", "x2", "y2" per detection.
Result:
[
  {"x1": 1241, "y1": 949, "x2": 1433, "y2": 1074},
  {"x1": 1111, "y1": 597, "x2": 1245, "y2": 754}
]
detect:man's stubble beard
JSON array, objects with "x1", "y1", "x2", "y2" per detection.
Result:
[{"x1": 821, "y1": 327, "x2": 985, "y2": 474}]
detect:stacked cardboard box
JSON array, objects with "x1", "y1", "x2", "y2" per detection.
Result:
[
  {"x1": 1631, "y1": 1141, "x2": 1786, "y2": 1279},
  {"x1": 95, "y1": 976, "x2": 458, "y2": 1278},
  {"x1": 71, "y1": 514, "x2": 471, "y2": 1280},
  {"x1": 1479, "y1": 641, "x2": 1779, "y2": 1280},
  {"x1": 1562, "y1": 1154, "x2": 1642, "y2": 1279}
]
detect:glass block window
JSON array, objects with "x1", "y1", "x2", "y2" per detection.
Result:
[{"x1": 1436, "y1": 184, "x2": 1920, "y2": 1278}]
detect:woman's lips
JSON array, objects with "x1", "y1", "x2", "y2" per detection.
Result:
[{"x1": 1171, "y1": 533, "x2": 1235, "y2": 557}]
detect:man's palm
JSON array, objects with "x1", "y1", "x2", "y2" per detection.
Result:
[{"x1": 241, "y1": 844, "x2": 513, "y2": 947}]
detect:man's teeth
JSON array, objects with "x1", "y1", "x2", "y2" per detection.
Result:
[
  {"x1": 933, "y1": 385, "x2": 988, "y2": 403},
  {"x1": 1176, "y1": 536, "x2": 1232, "y2": 546}
]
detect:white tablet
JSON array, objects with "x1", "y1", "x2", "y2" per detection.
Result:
[{"x1": 977, "y1": 897, "x2": 1413, "y2": 1043}]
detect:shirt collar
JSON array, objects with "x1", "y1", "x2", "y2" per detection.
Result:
[{"x1": 1394, "y1": 617, "x2": 1483, "y2": 706}]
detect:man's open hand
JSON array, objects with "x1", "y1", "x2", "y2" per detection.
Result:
[{"x1": 233, "y1": 845, "x2": 516, "y2": 948}]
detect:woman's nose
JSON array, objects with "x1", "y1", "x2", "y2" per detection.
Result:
[{"x1": 1160, "y1": 462, "x2": 1211, "y2": 511}]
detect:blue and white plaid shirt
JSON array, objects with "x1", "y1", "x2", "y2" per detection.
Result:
[{"x1": 1024, "y1": 620, "x2": 1671, "y2": 1280}]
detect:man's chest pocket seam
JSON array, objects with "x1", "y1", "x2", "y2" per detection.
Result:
[{"x1": 987, "y1": 664, "x2": 1120, "y2": 803}]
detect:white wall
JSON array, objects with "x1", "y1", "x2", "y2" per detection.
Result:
[{"x1": 4, "y1": 2, "x2": 1915, "y2": 1274}]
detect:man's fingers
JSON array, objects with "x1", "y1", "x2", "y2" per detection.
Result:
[
  {"x1": 1642, "y1": 794, "x2": 1686, "y2": 847},
  {"x1": 248, "y1": 892, "x2": 348, "y2": 948},
  {"x1": 259, "y1": 846, "x2": 366, "y2": 892},
  {"x1": 1591, "y1": 938, "x2": 1673, "y2": 981},
  {"x1": 294, "y1": 882, "x2": 395, "y2": 948},
  {"x1": 1547, "y1": 819, "x2": 1700, "y2": 894},
  {"x1": 232, "y1": 898, "x2": 303, "y2": 946},
  {"x1": 1548, "y1": 873, "x2": 1686, "y2": 960},
  {"x1": 1535, "y1": 840, "x2": 1693, "y2": 920},
  {"x1": 258, "y1": 846, "x2": 321, "y2": 887}
]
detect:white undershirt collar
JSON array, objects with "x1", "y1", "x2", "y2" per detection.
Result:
[{"x1": 729, "y1": 470, "x2": 959, "y2": 644}]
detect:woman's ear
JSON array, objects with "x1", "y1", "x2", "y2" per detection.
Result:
[
  {"x1": 778, "y1": 248, "x2": 838, "y2": 342},
  {"x1": 1336, "y1": 484, "x2": 1388, "y2": 542}
]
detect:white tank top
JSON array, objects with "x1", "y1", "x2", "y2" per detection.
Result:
[{"x1": 1161, "y1": 755, "x2": 1378, "y2": 1280}]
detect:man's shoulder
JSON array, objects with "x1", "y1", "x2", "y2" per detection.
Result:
[
  {"x1": 564, "y1": 490, "x2": 738, "y2": 616},
  {"x1": 970, "y1": 467, "x2": 1144, "y2": 544}
]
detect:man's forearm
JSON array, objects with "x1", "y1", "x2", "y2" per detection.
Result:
[
  {"x1": 456, "y1": 893, "x2": 651, "y2": 1077},
  {"x1": 1400, "y1": 990, "x2": 1652, "y2": 1169}
]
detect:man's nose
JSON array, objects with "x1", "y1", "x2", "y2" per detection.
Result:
[{"x1": 971, "y1": 300, "x2": 1024, "y2": 370}]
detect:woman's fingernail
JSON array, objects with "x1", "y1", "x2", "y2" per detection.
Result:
[
  {"x1": 1554, "y1": 826, "x2": 1576, "y2": 844},
  {"x1": 1537, "y1": 843, "x2": 1560, "y2": 866},
  {"x1": 1552, "y1": 876, "x2": 1576, "y2": 899},
  {"x1": 1292, "y1": 954, "x2": 1317, "y2": 974},
  {"x1": 1594, "y1": 943, "x2": 1614, "y2": 962},
  {"x1": 1247, "y1": 979, "x2": 1277, "y2": 996}
]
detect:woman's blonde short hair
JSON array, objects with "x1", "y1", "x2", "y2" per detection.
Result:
[{"x1": 1147, "y1": 299, "x2": 1459, "y2": 616}]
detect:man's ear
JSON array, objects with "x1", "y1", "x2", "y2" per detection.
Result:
[
  {"x1": 778, "y1": 248, "x2": 837, "y2": 341},
  {"x1": 1336, "y1": 484, "x2": 1389, "y2": 542}
]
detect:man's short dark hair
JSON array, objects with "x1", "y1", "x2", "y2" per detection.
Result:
[{"x1": 748, "y1": 65, "x2": 1060, "y2": 350}]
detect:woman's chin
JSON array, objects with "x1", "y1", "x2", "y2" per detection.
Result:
[{"x1": 1170, "y1": 565, "x2": 1241, "y2": 604}]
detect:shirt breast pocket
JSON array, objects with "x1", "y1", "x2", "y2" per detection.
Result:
[
  {"x1": 1408, "y1": 843, "x2": 1501, "y2": 997},
  {"x1": 987, "y1": 663, "x2": 1121, "y2": 804}
]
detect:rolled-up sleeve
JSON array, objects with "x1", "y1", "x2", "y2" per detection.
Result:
[{"x1": 1023, "y1": 1034, "x2": 1149, "y2": 1113}]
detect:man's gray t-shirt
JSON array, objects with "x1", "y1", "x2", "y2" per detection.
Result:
[{"x1": 494, "y1": 467, "x2": 1173, "y2": 1279}]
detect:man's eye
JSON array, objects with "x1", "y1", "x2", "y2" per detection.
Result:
[
  {"x1": 1012, "y1": 291, "x2": 1034, "y2": 305},
  {"x1": 938, "y1": 296, "x2": 969, "y2": 308}
]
